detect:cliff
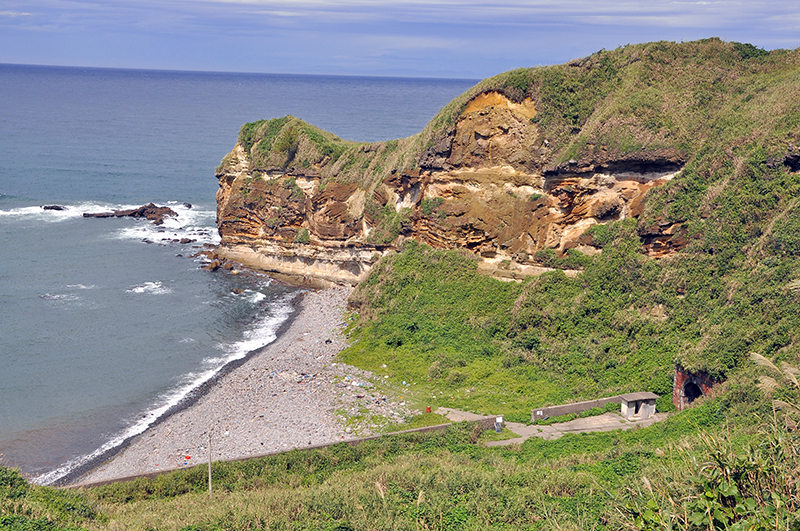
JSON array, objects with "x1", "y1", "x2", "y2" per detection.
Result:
[{"x1": 215, "y1": 39, "x2": 799, "y2": 286}]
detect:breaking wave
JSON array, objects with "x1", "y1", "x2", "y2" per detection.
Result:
[{"x1": 34, "y1": 290, "x2": 299, "y2": 486}]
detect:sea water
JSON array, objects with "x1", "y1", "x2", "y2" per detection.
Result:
[{"x1": 0, "y1": 64, "x2": 476, "y2": 483}]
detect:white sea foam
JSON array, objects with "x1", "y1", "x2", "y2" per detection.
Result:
[
  {"x1": 34, "y1": 290, "x2": 299, "y2": 486},
  {"x1": 246, "y1": 290, "x2": 267, "y2": 304},
  {"x1": 39, "y1": 290, "x2": 102, "y2": 310},
  {"x1": 37, "y1": 285, "x2": 98, "y2": 308},
  {"x1": 40, "y1": 293, "x2": 81, "y2": 301},
  {"x1": 0, "y1": 202, "x2": 141, "y2": 223},
  {"x1": 126, "y1": 281, "x2": 172, "y2": 295},
  {"x1": 0, "y1": 201, "x2": 217, "y2": 247},
  {"x1": 115, "y1": 203, "x2": 219, "y2": 247}
]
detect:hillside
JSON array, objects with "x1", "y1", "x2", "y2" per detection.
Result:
[
  {"x1": 213, "y1": 38, "x2": 800, "y2": 394},
  {"x1": 214, "y1": 38, "x2": 800, "y2": 285}
]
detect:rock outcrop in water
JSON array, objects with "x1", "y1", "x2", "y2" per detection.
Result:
[{"x1": 83, "y1": 203, "x2": 177, "y2": 225}]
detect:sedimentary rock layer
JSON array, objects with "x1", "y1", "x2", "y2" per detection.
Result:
[{"x1": 215, "y1": 91, "x2": 684, "y2": 285}]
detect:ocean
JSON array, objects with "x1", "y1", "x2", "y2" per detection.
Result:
[{"x1": 0, "y1": 64, "x2": 476, "y2": 484}]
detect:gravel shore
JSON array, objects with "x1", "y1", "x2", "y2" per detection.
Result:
[{"x1": 75, "y1": 286, "x2": 413, "y2": 485}]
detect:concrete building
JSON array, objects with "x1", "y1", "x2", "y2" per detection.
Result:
[{"x1": 619, "y1": 392, "x2": 659, "y2": 420}]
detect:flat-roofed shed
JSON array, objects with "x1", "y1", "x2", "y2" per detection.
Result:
[{"x1": 619, "y1": 392, "x2": 659, "y2": 420}]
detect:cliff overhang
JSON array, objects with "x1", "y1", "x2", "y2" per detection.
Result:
[{"x1": 214, "y1": 87, "x2": 686, "y2": 286}]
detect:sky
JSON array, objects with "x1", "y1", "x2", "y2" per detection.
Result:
[{"x1": 0, "y1": 0, "x2": 798, "y2": 79}]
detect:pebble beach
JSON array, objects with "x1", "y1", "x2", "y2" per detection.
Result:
[{"x1": 75, "y1": 286, "x2": 412, "y2": 485}]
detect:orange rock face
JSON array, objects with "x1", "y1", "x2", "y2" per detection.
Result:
[{"x1": 215, "y1": 92, "x2": 684, "y2": 286}]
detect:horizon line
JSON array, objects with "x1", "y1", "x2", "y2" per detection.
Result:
[{"x1": 0, "y1": 61, "x2": 484, "y2": 83}]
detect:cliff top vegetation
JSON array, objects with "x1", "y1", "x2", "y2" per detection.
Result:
[
  {"x1": 222, "y1": 38, "x2": 800, "y2": 196},
  {"x1": 335, "y1": 38, "x2": 800, "y2": 409}
]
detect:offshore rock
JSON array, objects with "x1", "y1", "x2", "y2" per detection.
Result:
[{"x1": 83, "y1": 203, "x2": 177, "y2": 225}]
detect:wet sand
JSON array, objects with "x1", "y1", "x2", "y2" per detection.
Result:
[{"x1": 74, "y1": 286, "x2": 412, "y2": 485}]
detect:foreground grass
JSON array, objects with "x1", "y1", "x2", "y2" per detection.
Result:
[{"x1": 1, "y1": 398, "x2": 797, "y2": 530}]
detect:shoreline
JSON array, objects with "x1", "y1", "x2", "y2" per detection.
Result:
[
  {"x1": 71, "y1": 286, "x2": 413, "y2": 486},
  {"x1": 48, "y1": 289, "x2": 304, "y2": 487}
]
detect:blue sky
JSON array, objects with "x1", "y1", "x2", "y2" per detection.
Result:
[{"x1": 1, "y1": 0, "x2": 797, "y2": 78}]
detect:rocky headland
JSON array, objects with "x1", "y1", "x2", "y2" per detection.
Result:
[{"x1": 214, "y1": 84, "x2": 691, "y2": 286}]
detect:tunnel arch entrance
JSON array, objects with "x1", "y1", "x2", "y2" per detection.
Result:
[
  {"x1": 672, "y1": 365, "x2": 718, "y2": 411},
  {"x1": 682, "y1": 380, "x2": 704, "y2": 404}
]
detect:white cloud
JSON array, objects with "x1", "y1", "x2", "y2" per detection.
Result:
[
  {"x1": 184, "y1": 0, "x2": 800, "y2": 33},
  {"x1": 248, "y1": 9, "x2": 306, "y2": 16},
  {"x1": 357, "y1": 33, "x2": 464, "y2": 51},
  {"x1": 0, "y1": 10, "x2": 33, "y2": 16}
]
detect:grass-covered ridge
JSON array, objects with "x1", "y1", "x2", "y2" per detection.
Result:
[
  {"x1": 222, "y1": 39, "x2": 800, "y2": 193},
  {"x1": 337, "y1": 38, "x2": 800, "y2": 411}
]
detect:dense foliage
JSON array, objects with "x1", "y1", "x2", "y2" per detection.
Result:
[{"x1": 343, "y1": 38, "x2": 800, "y2": 416}]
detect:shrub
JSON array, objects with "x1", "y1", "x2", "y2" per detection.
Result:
[
  {"x1": 293, "y1": 227, "x2": 310, "y2": 244},
  {"x1": 447, "y1": 370, "x2": 467, "y2": 385},
  {"x1": 420, "y1": 197, "x2": 444, "y2": 216}
]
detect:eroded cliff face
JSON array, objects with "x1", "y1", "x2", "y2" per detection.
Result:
[{"x1": 216, "y1": 91, "x2": 684, "y2": 286}]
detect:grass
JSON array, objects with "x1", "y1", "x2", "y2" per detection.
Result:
[
  {"x1": 3, "y1": 393, "x2": 795, "y2": 530},
  {"x1": 477, "y1": 427, "x2": 519, "y2": 443}
]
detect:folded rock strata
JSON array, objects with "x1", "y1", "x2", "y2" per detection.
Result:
[{"x1": 215, "y1": 91, "x2": 685, "y2": 286}]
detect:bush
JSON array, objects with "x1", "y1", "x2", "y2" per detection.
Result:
[
  {"x1": 420, "y1": 197, "x2": 444, "y2": 216},
  {"x1": 293, "y1": 228, "x2": 310, "y2": 244}
]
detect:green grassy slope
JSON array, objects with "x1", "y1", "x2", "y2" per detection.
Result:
[
  {"x1": 2, "y1": 396, "x2": 797, "y2": 530},
  {"x1": 341, "y1": 38, "x2": 800, "y2": 419}
]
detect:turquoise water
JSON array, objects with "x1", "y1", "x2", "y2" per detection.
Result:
[{"x1": 0, "y1": 64, "x2": 476, "y2": 482}]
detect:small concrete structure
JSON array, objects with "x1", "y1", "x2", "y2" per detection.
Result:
[{"x1": 619, "y1": 392, "x2": 658, "y2": 420}]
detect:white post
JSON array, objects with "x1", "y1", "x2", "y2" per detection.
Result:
[{"x1": 208, "y1": 431, "x2": 212, "y2": 500}]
